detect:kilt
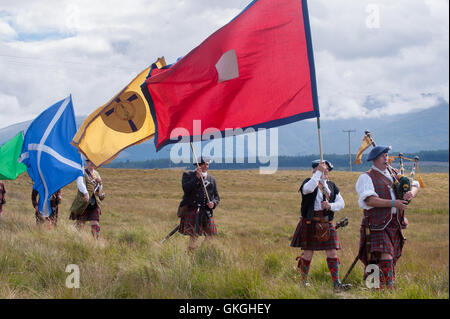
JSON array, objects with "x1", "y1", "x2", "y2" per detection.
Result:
[
  {"x1": 178, "y1": 207, "x2": 217, "y2": 236},
  {"x1": 359, "y1": 216, "x2": 405, "y2": 265},
  {"x1": 290, "y1": 212, "x2": 341, "y2": 251},
  {"x1": 69, "y1": 205, "x2": 101, "y2": 222}
]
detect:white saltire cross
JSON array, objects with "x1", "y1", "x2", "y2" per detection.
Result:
[{"x1": 19, "y1": 96, "x2": 83, "y2": 217}]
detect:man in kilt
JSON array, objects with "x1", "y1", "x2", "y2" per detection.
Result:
[
  {"x1": 69, "y1": 159, "x2": 105, "y2": 239},
  {"x1": 178, "y1": 156, "x2": 220, "y2": 252},
  {"x1": 356, "y1": 146, "x2": 419, "y2": 289},
  {"x1": 0, "y1": 181, "x2": 5, "y2": 217},
  {"x1": 291, "y1": 160, "x2": 350, "y2": 290},
  {"x1": 32, "y1": 188, "x2": 61, "y2": 228}
]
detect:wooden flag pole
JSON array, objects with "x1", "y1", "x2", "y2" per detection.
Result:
[
  {"x1": 190, "y1": 142, "x2": 211, "y2": 203},
  {"x1": 316, "y1": 117, "x2": 329, "y2": 206},
  {"x1": 316, "y1": 117, "x2": 324, "y2": 162}
]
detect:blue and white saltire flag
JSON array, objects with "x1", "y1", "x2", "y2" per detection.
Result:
[{"x1": 19, "y1": 95, "x2": 83, "y2": 217}]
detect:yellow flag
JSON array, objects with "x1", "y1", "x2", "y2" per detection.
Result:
[
  {"x1": 72, "y1": 66, "x2": 156, "y2": 167},
  {"x1": 416, "y1": 161, "x2": 425, "y2": 188},
  {"x1": 354, "y1": 135, "x2": 372, "y2": 165}
]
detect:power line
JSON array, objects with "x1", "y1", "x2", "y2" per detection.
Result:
[
  {"x1": 342, "y1": 129, "x2": 356, "y2": 172},
  {"x1": 0, "y1": 53, "x2": 141, "y2": 72}
]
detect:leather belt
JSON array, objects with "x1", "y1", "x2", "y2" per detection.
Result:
[{"x1": 305, "y1": 210, "x2": 330, "y2": 224}]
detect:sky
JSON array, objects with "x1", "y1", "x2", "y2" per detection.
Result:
[{"x1": 0, "y1": 0, "x2": 448, "y2": 129}]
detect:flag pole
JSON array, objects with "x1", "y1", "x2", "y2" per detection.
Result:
[
  {"x1": 190, "y1": 142, "x2": 211, "y2": 202},
  {"x1": 316, "y1": 116, "x2": 329, "y2": 209},
  {"x1": 316, "y1": 117, "x2": 324, "y2": 162}
]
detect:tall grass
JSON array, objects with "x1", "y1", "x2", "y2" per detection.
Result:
[{"x1": 0, "y1": 169, "x2": 448, "y2": 298}]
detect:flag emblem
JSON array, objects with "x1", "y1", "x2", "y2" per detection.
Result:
[
  {"x1": 215, "y1": 49, "x2": 239, "y2": 83},
  {"x1": 101, "y1": 91, "x2": 147, "y2": 133}
]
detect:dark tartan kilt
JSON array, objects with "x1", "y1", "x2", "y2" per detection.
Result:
[
  {"x1": 69, "y1": 205, "x2": 101, "y2": 222},
  {"x1": 359, "y1": 217, "x2": 405, "y2": 265},
  {"x1": 178, "y1": 207, "x2": 217, "y2": 236},
  {"x1": 290, "y1": 217, "x2": 341, "y2": 251}
]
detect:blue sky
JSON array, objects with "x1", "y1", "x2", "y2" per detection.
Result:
[{"x1": 0, "y1": 0, "x2": 448, "y2": 129}]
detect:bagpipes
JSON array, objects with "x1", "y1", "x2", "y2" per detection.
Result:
[
  {"x1": 389, "y1": 153, "x2": 425, "y2": 187},
  {"x1": 354, "y1": 131, "x2": 425, "y2": 201}
]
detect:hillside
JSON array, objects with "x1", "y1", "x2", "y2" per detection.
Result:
[{"x1": 0, "y1": 101, "x2": 448, "y2": 163}]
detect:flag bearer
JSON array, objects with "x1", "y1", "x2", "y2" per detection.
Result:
[
  {"x1": 178, "y1": 156, "x2": 220, "y2": 252},
  {"x1": 291, "y1": 160, "x2": 350, "y2": 290},
  {"x1": 69, "y1": 159, "x2": 105, "y2": 239}
]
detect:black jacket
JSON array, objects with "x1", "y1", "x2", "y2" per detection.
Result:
[
  {"x1": 180, "y1": 171, "x2": 220, "y2": 210},
  {"x1": 299, "y1": 178, "x2": 339, "y2": 221}
]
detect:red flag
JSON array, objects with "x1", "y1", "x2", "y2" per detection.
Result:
[{"x1": 142, "y1": 0, "x2": 319, "y2": 151}]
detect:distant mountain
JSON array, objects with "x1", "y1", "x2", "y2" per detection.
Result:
[
  {"x1": 277, "y1": 100, "x2": 449, "y2": 156},
  {"x1": 0, "y1": 116, "x2": 87, "y2": 145},
  {"x1": 1, "y1": 101, "x2": 448, "y2": 163},
  {"x1": 0, "y1": 116, "x2": 172, "y2": 161}
]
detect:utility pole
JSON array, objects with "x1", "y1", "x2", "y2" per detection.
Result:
[{"x1": 342, "y1": 129, "x2": 356, "y2": 172}]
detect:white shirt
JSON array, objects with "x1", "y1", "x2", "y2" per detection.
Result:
[
  {"x1": 302, "y1": 170, "x2": 345, "y2": 212},
  {"x1": 76, "y1": 176, "x2": 88, "y2": 195},
  {"x1": 355, "y1": 165, "x2": 420, "y2": 211},
  {"x1": 192, "y1": 169, "x2": 207, "y2": 179},
  {"x1": 76, "y1": 171, "x2": 103, "y2": 196}
]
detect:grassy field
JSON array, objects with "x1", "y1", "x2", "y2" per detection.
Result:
[{"x1": 0, "y1": 168, "x2": 448, "y2": 299}]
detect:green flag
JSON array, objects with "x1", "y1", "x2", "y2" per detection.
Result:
[{"x1": 0, "y1": 132, "x2": 27, "y2": 180}]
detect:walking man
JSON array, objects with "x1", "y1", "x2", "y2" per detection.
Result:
[
  {"x1": 32, "y1": 188, "x2": 61, "y2": 228},
  {"x1": 291, "y1": 160, "x2": 350, "y2": 290},
  {"x1": 69, "y1": 159, "x2": 105, "y2": 239},
  {"x1": 355, "y1": 146, "x2": 420, "y2": 289},
  {"x1": 178, "y1": 156, "x2": 220, "y2": 252}
]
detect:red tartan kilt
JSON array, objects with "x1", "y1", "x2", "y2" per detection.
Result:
[
  {"x1": 178, "y1": 207, "x2": 217, "y2": 236},
  {"x1": 290, "y1": 217, "x2": 341, "y2": 250},
  {"x1": 359, "y1": 218, "x2": 405, "y2": 265},
  {"x1": 69, "y1": 205, "x2": 101, "y2": 222}
]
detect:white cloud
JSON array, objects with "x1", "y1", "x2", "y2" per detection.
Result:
[
  {"x1": 0, "y1": 92, "x2": 24, "y2": 124},
  {"x1": 0, "y1": 0, "x2": 448, "y2": 129},
  {"x1": 310, "y1": 0, "x2": 449, "y2": 119},
  {"x1": 0, "y1": 19, "x2": 16, "y2": 40}
]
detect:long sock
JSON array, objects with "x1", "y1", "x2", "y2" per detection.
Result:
[
  {"x1": 296, "y1": 256, "x2": 311, "y2": 283},
  {"x1": 91, "y1": 224, "x2": 100, "y2": 239},
  {"x1": 379, "y1": 259, "x2": 394, "y2": 289},
  {"x1": 326, "y1": 257, "x2": 341, "y2": 287},
  {"x1": 188, "y1": 236, "x2": 198, "y2": 253}
]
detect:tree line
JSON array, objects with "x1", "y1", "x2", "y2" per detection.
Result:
[{"x1": 105, "y1": 149, "x2": 449, "y2": 171}]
